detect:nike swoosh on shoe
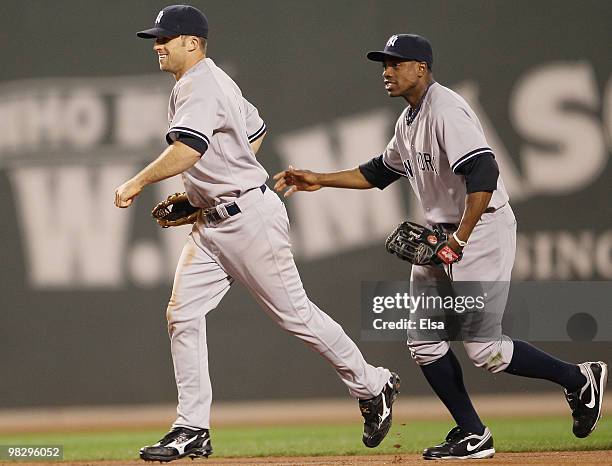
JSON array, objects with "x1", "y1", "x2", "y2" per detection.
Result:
[
  {"x1": 466, "y1": 431, "x2": 490, "y2": 452},
  {"x1": 583, "y1": 364, "x2": 597, "y2": 409}
]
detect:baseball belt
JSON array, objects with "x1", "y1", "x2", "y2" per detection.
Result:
[
  {"x1": 201, "y1": 184, "x2": 267, "y2": 223},
  {"x1": 434, "y1": 204, "x2": 506, "y2": 231}
]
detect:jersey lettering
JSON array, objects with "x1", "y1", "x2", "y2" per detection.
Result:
[
  {"x1": 416, "y1": 151, "x2": 438, "y2": 174},
  {"x1": 403, "y1": 159, "x2": 414, "y2": 177}
]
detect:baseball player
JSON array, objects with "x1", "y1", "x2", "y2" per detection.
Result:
[
  {"x1": 274, "y1": 34, "x2": 607, "y2": 460},
  {"x1": 114, "y1": 5, "x2": 400, "y2": 462}
]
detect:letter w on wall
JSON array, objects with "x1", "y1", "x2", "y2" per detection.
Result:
[
  {"x1": 275, "y1": 110, "x2": 407, "y2": 259},
  {"x1": 9, "y1": 165, "x2": 134, "y2": 288}
]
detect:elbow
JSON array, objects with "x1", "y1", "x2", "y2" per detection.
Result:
[{"x1": 172, "y1": 141, "x2": 204, "y2": 170}]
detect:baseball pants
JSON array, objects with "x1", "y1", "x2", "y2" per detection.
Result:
[
  {"x1": 407, "y1": 204, "x2": 517, "y2": 371},
  {"x1": 166, "y1": 186, "x2": 391, "y2": 429}
]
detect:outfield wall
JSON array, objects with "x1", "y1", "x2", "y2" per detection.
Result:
[{"x1": 1, "y1": 0, "x2": 611, "y2": 407}]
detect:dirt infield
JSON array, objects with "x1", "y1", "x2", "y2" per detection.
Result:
[{"x1": 26, "y1": 450, "x2": 612, "y2": 465}]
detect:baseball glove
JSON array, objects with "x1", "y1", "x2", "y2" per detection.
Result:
[
  {"x1": 385, "y1": 221, "x2": 462, "y2": 266},
  {"x1": 151, "y1": 192, "x2": 200, "y2": 228}
]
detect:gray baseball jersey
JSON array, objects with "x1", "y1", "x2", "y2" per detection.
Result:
[
  {"x1": 378, "y1": 82, "x2": 516, "y2": 372},
  {"x1": 166, "y1": 58, "x2": 268, "y2": 208},
  {"x1": 381, "y1": 82, "x2": 509, "y2": 225}
]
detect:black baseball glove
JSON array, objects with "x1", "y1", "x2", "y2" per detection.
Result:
[
  {"x1": 385, "y1": 221, "x2": 462, "y2": 266},
  {"x1": 151, "y1": 192, "x2": 200, "y2": 228}
]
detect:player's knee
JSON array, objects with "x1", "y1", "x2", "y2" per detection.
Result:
[
  {"x1": 166, "y1": 295, "x2": 180, "y2": 323},
  {"x1": 165, "y1": 297, "x2": 192, "y2": 324},
  {"x1": 464, "y1": 337, "x2": 513, "y2": 373},
  {"x1": 407, "y1": 340, "x2": 450, "y2": 366}
]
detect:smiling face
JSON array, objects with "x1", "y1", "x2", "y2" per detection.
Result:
[
  {"x1": 153, "y1": 35, "x2": 187, "y2": 74},
  {"x1": 152, "y1": 34, "x2": 206, "y2": 81},
  {"x1": 381, "y1": 59, "x2": 429, "y2": 98}
]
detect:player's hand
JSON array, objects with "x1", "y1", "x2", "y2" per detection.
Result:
[
  {"x1": 114, "y1": 179, "x2": 144, "y2": 208},
  {"x1": 273, "y1": 165, "x2": 322, "y2": 198}
]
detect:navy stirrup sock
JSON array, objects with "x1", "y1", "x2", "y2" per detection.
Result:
[
  {"x1": 420, "y1": 350, "x2": 485, "y2": 435},
  {"x1": 504, "y1": 340, "x2": 586, "y2": 392}
]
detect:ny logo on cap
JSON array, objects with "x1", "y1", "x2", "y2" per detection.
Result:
[
  {"x1": 155, "y1": 10, "x2": 164, "y2": 25},
  {"x1": 386, "y1": 35, "x2": 399, "y2": 47}
]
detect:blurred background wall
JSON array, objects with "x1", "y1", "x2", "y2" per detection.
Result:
[{"x1": 0, "y1": 0, "x2": 610, "y2": 408}]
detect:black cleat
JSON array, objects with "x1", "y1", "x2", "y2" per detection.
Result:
[
  {"x1": 423, "y1": 426, "x2": 495, "y2": 460},
  {"x1": 359, "y1": 372, "x2": 401, "y2": 448},
  {"x1": 140, "y1": 427, "x2": 212, "y2": 462},
  {"x1": 565, "y1": 361, "x2": 608, "y2": 438}
]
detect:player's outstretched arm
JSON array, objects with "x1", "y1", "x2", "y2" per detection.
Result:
[
  {"x1": 273, "y1": 166, "x2": 374, "y2": 198},
  {"x1": 114, "y1": 141, "x2": 201, "y2": 208}
]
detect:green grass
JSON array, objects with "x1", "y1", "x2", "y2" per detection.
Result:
[{"x1": 0, "y1": 417, "x2": 610, "y2": 461}]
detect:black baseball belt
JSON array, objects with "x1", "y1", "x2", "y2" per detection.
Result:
[
  {"x1": 435, "y1": 203, "x2": 506, "y2": 231},
  {"x1": 201, "y1": 184, "x2": 267, "y2": 223}
]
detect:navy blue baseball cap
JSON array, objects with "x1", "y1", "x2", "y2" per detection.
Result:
[
  {"x1": 367, "y1": 34, "x2": 433, "y2": 68},
  {"x1": 137, "y1": 4, "x2": 208, "y2": 39}
]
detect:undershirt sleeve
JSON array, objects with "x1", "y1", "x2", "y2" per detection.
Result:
[
  {"x1": 174, "y1": 133, "x2": 208, "y2": 155},
  {"x1": 456, "y1": 153, "x2": 499, "y2": 193},
  {"x1": 359, "y1": 155, "x2": 402, "y2": 190}
]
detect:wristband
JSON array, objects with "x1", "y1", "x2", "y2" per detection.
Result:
[{"x1": 452, "y1": 232, "x2": 468, "y2": 247}]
